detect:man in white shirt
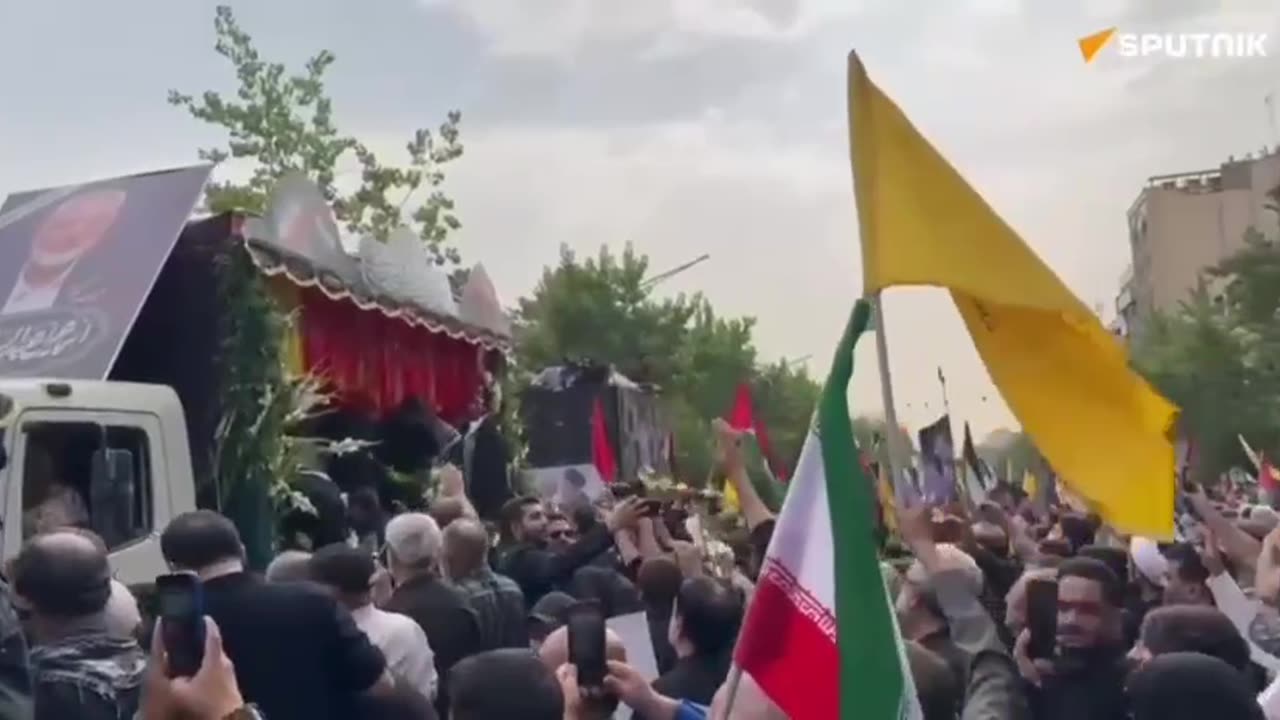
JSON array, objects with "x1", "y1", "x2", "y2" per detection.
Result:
[{"x1": 308, "y1": 543, "x2": 437, "y2": 701}]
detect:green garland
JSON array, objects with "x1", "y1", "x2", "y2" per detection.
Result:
[{"x1": 210, "y1": 246, "x2": 290, "y2": 569}]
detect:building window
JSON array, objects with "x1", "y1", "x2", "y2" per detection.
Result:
[{"x1": 21, "y1": 422, "x2": 153, "y2": 549}]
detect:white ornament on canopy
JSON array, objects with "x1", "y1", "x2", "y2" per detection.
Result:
[
  {"x1": 458, "y1": 264, "x2": 510, "y2": 337},
  {"x1": 358, "y1": 227, "x2": 458, "y2": 318}
]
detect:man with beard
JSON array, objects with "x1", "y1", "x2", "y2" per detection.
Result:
[
  {"x1": 1014, "y1": 557, "x2": 1129, "y2": 720},
  {"x1": 545, "y1": 512, "x2": 578, "y2": 554},
  {"x1": 496, "y1": 496, "x2": 642, "y2": 606}
]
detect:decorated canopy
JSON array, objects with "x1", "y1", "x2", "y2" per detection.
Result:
[{"x1": 241, "y1": 173, "x2": 511, "y2": 420}]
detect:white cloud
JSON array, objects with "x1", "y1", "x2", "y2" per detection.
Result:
[
  {"x1": 418, "y1": 0, "x2": 814, "y2": 59},
  {"x1": 6, "y1": 0, "x2": 1279, "y2": 438},
  {"x1": 403, "y1": 7, "x2": 1274, "y2": 436}
]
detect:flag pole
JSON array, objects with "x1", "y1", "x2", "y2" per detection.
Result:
[
  {"x1": 937, "y1": 366, "x2": 951, "y2": 417},
  {"x1": 872, "y1": 293, "x2": 909, "y2": 496}
]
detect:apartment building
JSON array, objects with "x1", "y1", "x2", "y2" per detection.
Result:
[{"x1": 1115, "y1": 148, "x2": 1280, "y2": 339}]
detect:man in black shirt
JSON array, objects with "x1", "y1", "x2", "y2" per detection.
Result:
[
  {"x1": 653, "y1": 576, "x2": 741, "y2": 707},
  {"x1": 382, "y1": 512, "x2": 483, "y2": 717},
  {"x1": 496, "y1": 495, "x2": 642, "y2": 606},
  {"x1": 442, "y1": 518, "x2": 527, "y2": 650},
  {"x1": 160, "y1": 511, "x2": 390, "y2": 720}
]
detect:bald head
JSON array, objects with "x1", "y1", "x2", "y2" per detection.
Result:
[
  {"x1": 537, "y1": 624, "x2": 627, "y2": 671},
  {"x1": 266, "y1": 550, "x2": 313, "y2": 583},
  {"x1": 13, "y1": 531, "x2": 111, "y2": 618},
  {"x1": 443, "y1": 518, "x2": 490, "y2": 580}
]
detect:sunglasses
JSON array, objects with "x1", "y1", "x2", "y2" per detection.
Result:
[{"x1": 548, "y1": 530, "x2": 577, "y2": 540}]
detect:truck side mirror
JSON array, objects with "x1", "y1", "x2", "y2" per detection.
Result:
[
  {"x1": 90, "y1": 447, "x2": 136, "y2": 549},
  {"x1": 0, "y1": 443, "x2": 6, "y2": 471}
]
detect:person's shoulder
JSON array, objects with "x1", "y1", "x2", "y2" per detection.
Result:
[
  {"x1": 492, "y1": 572, "x2": 522, "y2": 593},
  {"x1": 437, "y1": 580, "x2": 479, "y2": 610},
  {"x1": 374, "y1": 607, "x2": 425, "y2": 635},
  {"x1": 248, "y1": 579, "x2": 341, "y2": 617}
]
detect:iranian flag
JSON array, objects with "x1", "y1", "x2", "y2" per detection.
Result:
[{"x1": 733, "y1": 299, "x2": 921, "y2": 719}]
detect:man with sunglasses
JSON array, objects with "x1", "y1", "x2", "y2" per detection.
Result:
[{"x1": 496, "y1": 496, "x2": 643, "y2": 606}]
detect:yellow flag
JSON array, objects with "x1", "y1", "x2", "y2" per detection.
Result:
[
  {"x1": 723, "y1": 477, "x2": 740, "y2": 514},
  {"x1": 878, "y1": 463, "x2": 898, "y2": 535},
  {"x1": 847, "y1": 53, "x2": 1178, "y2": 538}
]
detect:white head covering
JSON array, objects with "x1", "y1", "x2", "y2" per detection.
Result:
[{"x1": 1130, "y1": 537, "x2": 1168, "y2": 587}]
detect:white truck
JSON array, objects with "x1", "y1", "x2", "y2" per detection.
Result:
[{"x1": 0, "y1": 378, "x2": 196, "y2": 586}]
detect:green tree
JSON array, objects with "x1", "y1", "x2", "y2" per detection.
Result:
[
  {"x1": 1132, "y1": 200, "x2": 1280, "y2": 481},
  {"x1": 752, "y1": 360, "x2": 821, "y2": 475},
  {"x1": 976, "y1": 429, "x2": 1042, "y2": 486},
  {"x1": 850, "y1": 415, "x2": 914, "y2": 466},
  {"x1": 170, "y1": 5, "x2": 464, "y2": 263},
  {"x1": 513, "y1": 244, "x2": 818, "y2": 482}
]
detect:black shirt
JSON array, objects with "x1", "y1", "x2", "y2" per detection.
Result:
[
  {"x1": 202, "y1": 572, "x2": 386, "y2": 720},
  {"x1": 384, "y1": 574, "x2": 484, "y2": 716},
  {"x1": 652, "y1": 652, "x2": 730, "y2": 707},
  {"x1": 497, "y1": 524, "x2": 615, "y2": 607},
  {"x1": 1027, "y1": 646, "x2": 1131, "y2": 720}
]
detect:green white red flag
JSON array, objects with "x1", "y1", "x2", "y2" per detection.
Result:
[{"x1": 733, "y1": 299, "x2": 921, "y2": 719}]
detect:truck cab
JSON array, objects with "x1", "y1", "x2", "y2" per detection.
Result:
[{"x1": 0, "y1": 379, "x2": 196, "y2": 586}]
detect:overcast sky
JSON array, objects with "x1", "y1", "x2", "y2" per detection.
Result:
[{"x1": 2, "y1": 0, "x2": 1278, "y2": 441}]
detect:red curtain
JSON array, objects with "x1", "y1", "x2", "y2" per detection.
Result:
[{"x1": 297, "y1": 289, "x2": 483, "y2": 422}]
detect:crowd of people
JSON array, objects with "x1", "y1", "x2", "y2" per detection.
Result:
[
  {"x1": 0, "y1": 423, "x2": 765, "y2": 720},
  {"x1": 884, "y1": 477, "x2": 1280, "y2": 720},
  {"x1": 6, "y1": 415, "x2": 1280, "y2": 719}
]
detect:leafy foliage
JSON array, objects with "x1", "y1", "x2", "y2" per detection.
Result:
[
  {"x1": 975, "y1": 430, "x2": 1043, "y2": 486},
  {"x1": 513, "y1": 245, "x2": 819, "y2": 482},
  {"x1": 208, "y1": 248, "x2": 291, "y2": 568},
  {"x1": 170, "y1": 5, "x2": 464, "y2": 263},
  {"x1": 1132, "y1": 194, "x2": 1280, "y2": 482}
]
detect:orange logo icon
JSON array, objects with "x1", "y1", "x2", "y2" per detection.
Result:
[{"x1": 1079, "y1": 27, "x2": 1118, "y2": 63}]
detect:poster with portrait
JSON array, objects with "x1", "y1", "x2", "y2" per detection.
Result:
[
  {"x1": 521, "y1": 463, "x2": 608, "y2": 509},
  {"x1": 0, "y1": 165, "x2": 212, "y2": 379},
  {"x1": 917, "y1": 414, "x2": 958, "y2": 505}
]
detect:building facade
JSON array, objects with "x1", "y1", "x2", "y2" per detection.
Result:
[{"x1": 1118, "y1": 149, "x2": 1280, "y2": 340}]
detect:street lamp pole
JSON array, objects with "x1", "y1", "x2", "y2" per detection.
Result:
[{"x1": 639, "y1": 253, "x2": 711, "y2": 290}]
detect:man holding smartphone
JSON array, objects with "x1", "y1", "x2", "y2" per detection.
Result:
[
  {"x1": 1014, "y1": 557, "x2": 1130, "y2": 720},
  {"x1": 159, "y1": 511, "x2": 392, "y2": 720}
]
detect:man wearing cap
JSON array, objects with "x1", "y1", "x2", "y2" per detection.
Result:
[
  {"x1": 12, "y1": 530, "x2": 146, "y2": 720},
  {"x1": 528, "y1": 592, "x2": 577, "y2": 650}
]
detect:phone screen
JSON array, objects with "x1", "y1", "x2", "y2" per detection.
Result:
[
  {"x1": 566, "y1": 602, "x2": 606, "y2": 687},
  {"x1": 1026, "y1": 579, "x2": 1058, "y2": 660},
  {"x1": 157, "y1": 573, "x2": 206, "y2": 677}
]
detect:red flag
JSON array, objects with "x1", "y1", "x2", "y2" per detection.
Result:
[
  {"x1": 726, "y1": 382, "x2": 789, "y2": 482},
  {"x1": 1261, "y1": 453, "x2": 1279, "y2": 493},
  {"x1": 591, "y1": 397, "x2": 617, "y2": 484}
]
